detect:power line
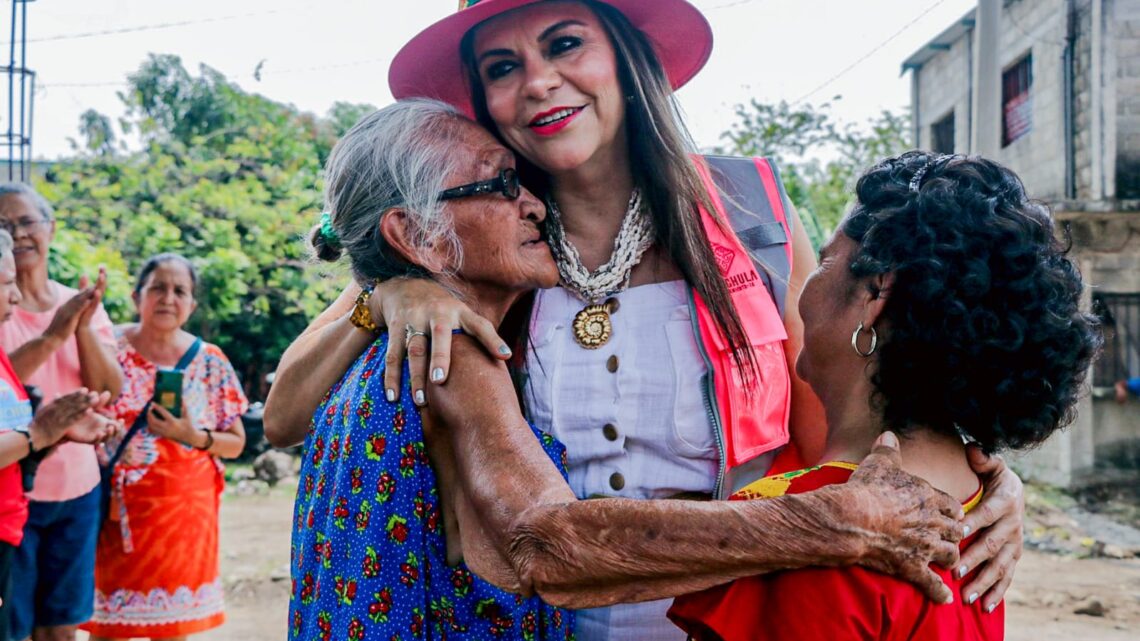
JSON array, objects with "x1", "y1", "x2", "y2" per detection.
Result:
[
  {"x1": 792, "y1": 0, "x2": 948, "y2": 105},
  {"x1": 0, "y1": 2, "x2": 328, "y2": 46},
  {"x1": 40, "y1": 56, "x2": 390, "y2": 90},
  {"x1": 707, "y1": 0, "x2": 765, "y2": 10}
]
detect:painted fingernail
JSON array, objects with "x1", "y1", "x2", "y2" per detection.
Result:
[
  {"x1": 958, "y1": 564, "x2": 968, "y2": 578},
  {"x1": 431, "y1": 368, "x2": 444, "y2": 382},
  {"x1": 986, "y1": 602, "x2": 997, "y2": 613},
  {"x1": 967, "y1": 592, "x2": 978, "y2": 604},
  {"x1": 962, "y1": 525, "x2": 971, "y2": 537},
  {"x1": 414, "y1": 390, "x2": 425, "y2": 405},
  {"x1": 385, "y1": 388, "x2": 396, "y2": 403},
  {"x1": 498, "y1": 345, "x2": 512, "y2": 356}
]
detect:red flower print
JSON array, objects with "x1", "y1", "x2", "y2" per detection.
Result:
[
  {"x1": 451, "y1": 567, "x2": 473, "y2": 597},
  {"x1": 399, "y1": 551, "x2": 420, "y2": 587},
  {"x1": 347, "y1": 617, "x2": 365, "y2": 641},
  {"x1": 361, "y1": 546, "x2": 381, "y2": 579},
  {"x1": 358, "y1": 398, "x2": 374, "y2": 420},
  {"x1": 355, "y1": 500, "x2": 372, "y2": 532},
  {"x1": 368, "y1": 588, "x2": 393, "y2": 623},
  {"x1": 333, "y1": 498, "x2": 350, "y2": 530},
  {"x1": 311, "y1": 436, "x2": 325, "y2": 466},
  {"x1": 366, "y1": 434, "x2": 387, "y2": 461},
  {"x1": 387, "y1": 514, "x2": 409, "y2": 544},
  {"x1": 318, "y1": 611, "x2": 332, "y2": 641},
  {"x1": 376, "y1": 472, "x2": 396, "y2": 503}
]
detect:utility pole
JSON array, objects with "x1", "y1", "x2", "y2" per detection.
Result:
[
  {"x1": 2, "y1": 0, "x2": 34, "y2": 182},
  {"x1": 970, "y1": 0, "x2": 1002, "y2": 156}
]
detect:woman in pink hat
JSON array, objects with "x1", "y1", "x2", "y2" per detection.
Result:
[{"x1": 266, "y1": 1, "x2": 1025, "y2": 638}]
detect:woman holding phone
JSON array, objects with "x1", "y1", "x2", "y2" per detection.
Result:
[{"x1": 83, "y1": 253, "x2": 248, "y2": 641}]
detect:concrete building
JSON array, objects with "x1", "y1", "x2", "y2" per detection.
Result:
[{"x1": 902, "y1": 0, "x2": 1140, "y2": 487}]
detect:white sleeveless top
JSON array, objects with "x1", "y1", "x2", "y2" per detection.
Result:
[{"x1": 524, "y1": 281, "x2": 717, "y2": 641}]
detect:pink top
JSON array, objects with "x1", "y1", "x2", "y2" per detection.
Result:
[{"x1": 0, "y1": 280, "x2": 117, "y2": 502}]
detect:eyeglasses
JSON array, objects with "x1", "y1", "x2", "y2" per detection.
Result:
[
  {"x1": 384, "y1": 168, "x2": 521, "y2": 210},
  {"x1": 0, "y1": 218, "x2": 49, "y2": 236},
  {"x1": 438, "y1": 168, "x2": 520, "y2": 203}
]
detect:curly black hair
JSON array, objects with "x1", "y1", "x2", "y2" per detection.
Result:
[{"x1": 842, "y1": 150, "x2": 1102, "y2": 452}]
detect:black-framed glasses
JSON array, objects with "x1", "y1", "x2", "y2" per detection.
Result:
[{"x1": 438, "y1": 168, "x2": 520, "y2": 202}]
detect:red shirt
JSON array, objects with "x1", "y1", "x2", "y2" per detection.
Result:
[
  {"x1": 668, "y1": 463, "x2": 1004, "y2": 641},
  {"x1": 0, "y1": 348, "x2": 32, "y2": 546}
]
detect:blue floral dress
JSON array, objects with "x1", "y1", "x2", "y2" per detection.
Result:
[{"x1": 290, "y1": 334, "x2": 575, "y2": 641}]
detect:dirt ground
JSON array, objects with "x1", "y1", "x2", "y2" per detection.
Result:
[{"x1": 145, "y1": 479, "x2": 1140, "y2": 641}]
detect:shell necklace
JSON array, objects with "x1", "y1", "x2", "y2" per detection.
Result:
[{"x1": 545, "y1": 189, "x2": 655, "y2": 349}]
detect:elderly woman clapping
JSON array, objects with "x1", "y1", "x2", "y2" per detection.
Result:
[{"x1": 289, "y1": 100, "x2": 965, "y2": 641}]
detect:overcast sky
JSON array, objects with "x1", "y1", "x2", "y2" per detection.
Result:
[{"x1": 9, "y1": 0, "x2": 976, "y2": 160}]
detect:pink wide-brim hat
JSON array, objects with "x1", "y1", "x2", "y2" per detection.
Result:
[{"x1": 388, "y1": 0, "x2": 714, "y2": 116}]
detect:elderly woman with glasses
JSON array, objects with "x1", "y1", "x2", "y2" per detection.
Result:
[
  {"x1": 290, "y1": 99, "x2": 967, "y2": 641},
  {"x1": 0, "y1": 183, "x2": 122, "y2": 641}
]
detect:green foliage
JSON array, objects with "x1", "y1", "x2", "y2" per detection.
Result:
[
  {"x1": 39, "y1": 54, "x2": 374, "y2": 398},
  {"x1": 715, "y1": 99, "x2": 912, "y2": 250}
]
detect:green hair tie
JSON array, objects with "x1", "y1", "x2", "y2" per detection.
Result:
[{"x1": 319, "y1": 212, "x2": 341, "y2": 248}]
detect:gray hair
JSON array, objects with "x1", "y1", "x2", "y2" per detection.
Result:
[
  {"x1": 0, "y1": 229, "x2": 12, "y2": 257},
  {"x1": 0, "y1": 182, "x2": 54, "y2": 221},
  {"x1": 312, "y1": 99, "x2": 469, "y2": 283}
]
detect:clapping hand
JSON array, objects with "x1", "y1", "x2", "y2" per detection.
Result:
[
  {"x1": 28, "y1": 388, "x2": 114, "y2": 450},
  {"x1": 76, "y1": 267, "x2": 108, "y2": 328}
]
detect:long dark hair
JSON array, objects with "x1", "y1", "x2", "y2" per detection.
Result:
[{"x1": 461, "y1": 0, "x2": 758, "y2": 381}]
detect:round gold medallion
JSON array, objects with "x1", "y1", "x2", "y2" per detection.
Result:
[{"x1": 572, "y1": 303, "x2": 612, "y2": 349}]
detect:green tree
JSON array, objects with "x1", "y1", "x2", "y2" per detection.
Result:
[
  {"x1": 39, "y1": 54, "x2": 374, "y2": 398},
  {"x1": 715, "y1": 99, "x2": 912, "y2": 249}
]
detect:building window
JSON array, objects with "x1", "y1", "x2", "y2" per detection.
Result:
[
  {"x1": 931, "y1": 111, "x2": 955, "y2": 154},
  {"x1": 1092, "y1": 293, "x2": 1140, "y2": 387},
  {"x1": 1002, "y1": 53, "x2": 1033, "y2": 147}
]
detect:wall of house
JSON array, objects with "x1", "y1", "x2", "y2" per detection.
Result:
[
  {"x1": 915, "y1": 35, "x2": 973, "y2": 152},
  {"x1": 993, "y1": 0, "x2": 1070, "y2": 198},
  {"x1": 1115, "y1": 0, "x2": 1140, "y2": 198}
]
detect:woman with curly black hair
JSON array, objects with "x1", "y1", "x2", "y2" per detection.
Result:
[{"x1": 669, "y1": 151, "x2": 1102, "y2": 640}]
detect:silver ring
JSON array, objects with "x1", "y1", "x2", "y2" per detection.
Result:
[{"x1": 404, "y1": 323, "x2": 429, "y2": 343}]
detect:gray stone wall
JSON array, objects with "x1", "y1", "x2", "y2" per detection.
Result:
[
  {"x1": 1073, "y1": 0, "x2": 1095, "y2": 198},
  {"x1": 1116, "y1": 0, "x2": 1140, "y2": 198},
  {"x1": 915, "y1": 0, "x2": 1070, "y2": 198},
  {"x1": 915, "y1": 35, "x2": 972, "y2": 151},
  {"x1": 994, "y1": 0, "x2": 1069, "y2": 199}
]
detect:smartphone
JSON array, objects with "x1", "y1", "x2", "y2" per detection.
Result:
[{"x1": 153, "y1": 369, "x2": 184, "y2": 418}]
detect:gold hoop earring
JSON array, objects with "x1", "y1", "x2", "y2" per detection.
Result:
[{"x1": 851, "y1": 322, "x2": 877, "y2": 357}]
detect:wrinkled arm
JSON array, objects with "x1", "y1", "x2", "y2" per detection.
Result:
[
  {"x1": 431, "y1": 338, "x2": 963, "y2": 609},
  {"x1": 266, "y1": 277, "x2": 511, "y2": 446},
  {"x1": 782, "y1": 204, "x2": 827, "y2": 464},
  {"x1": 264, "y1": 282, "x2": 370, "y2": 447}
]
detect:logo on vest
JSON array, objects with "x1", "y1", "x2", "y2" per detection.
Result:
[
  {"x1": 712, "y1": 243, "x2": 735, "y2": 274},
  {"x1": 726, "y1": 268, "x2": 759, "y2": 294}
]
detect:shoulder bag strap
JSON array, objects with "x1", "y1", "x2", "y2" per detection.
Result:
[{"x1": 106, "y1": 336, "x2": 202, "y2": 468}]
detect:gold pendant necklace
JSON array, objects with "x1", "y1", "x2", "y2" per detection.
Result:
[{"x1": 572, "y1": 298, "x2": 618, "y2": 349}]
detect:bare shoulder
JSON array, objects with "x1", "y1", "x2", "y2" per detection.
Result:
[{"x1": 427, "y1": 334, "x2": 515, "y2": 423}]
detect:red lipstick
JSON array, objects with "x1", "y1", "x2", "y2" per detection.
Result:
[{"x1": 528, "y1": 106, "x2": 584, "y2": 136}]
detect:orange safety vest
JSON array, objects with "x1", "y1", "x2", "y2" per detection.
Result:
[{"x1": 691, "y1": 155, "x2": 795, "y2": 498}]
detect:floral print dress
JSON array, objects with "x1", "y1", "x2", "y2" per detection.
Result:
[
  {"x1": 83, "y1": 336, "x2": 248, "y2": 638},
  {"x1": 290, "y1": 334, "x2": 574, "y2": 641}
]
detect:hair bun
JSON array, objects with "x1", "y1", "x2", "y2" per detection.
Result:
[{"x1": 310, "y1": 223, "x2": 343, "y2": 262}]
